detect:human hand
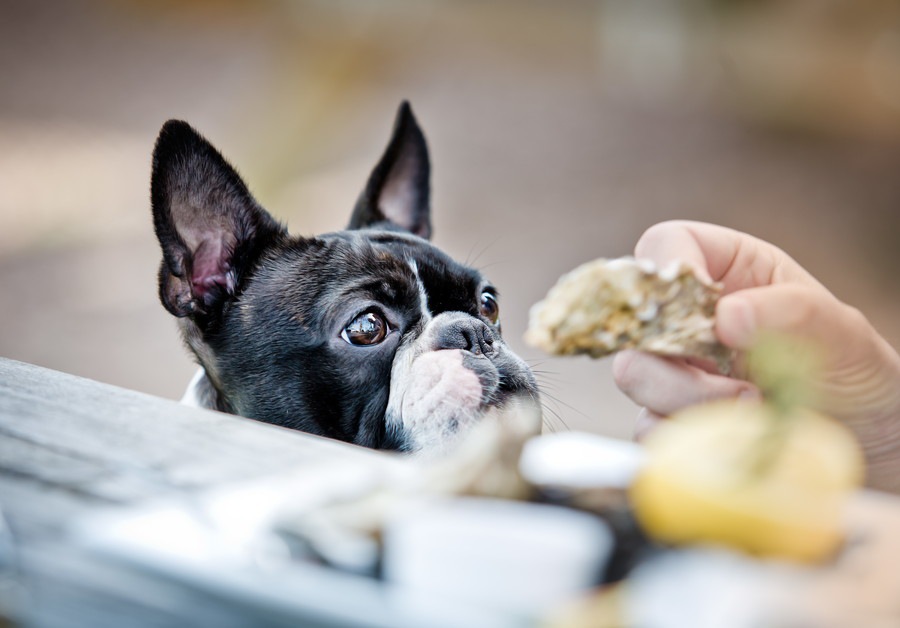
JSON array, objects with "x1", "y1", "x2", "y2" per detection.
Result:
[{"x1": 613, "y1": 221, "x2": 900, "y2": 493}]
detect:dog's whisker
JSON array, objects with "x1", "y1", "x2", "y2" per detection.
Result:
[
  {"x1": 532, "y1": 372, "x2": 563, "y2": 385},
  {"x1": 528, "y1": 366, "x2": 560, "y2": 374},
  {"x1": 538, "y1": 389, "x2": 595, "y2": 427},
  {"x1": 474, "y1": 260, "x2": 508, "y2": 273},
  {"x1": 466, "y1": 235, "x2": 502, "y2": 269},
  {"x1": 540, "y1": 402, "x2": 569, "y2": 432},
  {"x1": 524, "y1": 358, "x2": 556, "y2": 368},
  {"x1": 533, "y1": 376, "x2": 565, "y2": 395}
]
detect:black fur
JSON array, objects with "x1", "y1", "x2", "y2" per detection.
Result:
[{"x1": 151, "y1": 103, "x2": 536, "y2": 450}]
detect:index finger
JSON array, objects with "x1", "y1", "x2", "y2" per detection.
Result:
[{"x1": 633, "y1": 220, "x2": 823, "y2": 294}]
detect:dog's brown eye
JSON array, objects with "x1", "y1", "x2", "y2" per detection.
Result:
[
  {"x1": 342, "y1": 311, "x2": 389, "y2": 346},
  {"x1": 479, "y1": 292, "x2": 500, "y2": 325}
]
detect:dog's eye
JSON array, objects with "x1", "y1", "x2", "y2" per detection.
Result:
[
  {"x1": 479, "y1": 292, "x2": 500, "y2": 325},
  {"x1": 342, "y1": 311, "x2": 389, "y2": 346}
]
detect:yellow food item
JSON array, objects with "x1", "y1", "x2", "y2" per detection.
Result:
[{"x1": 630, "y1": 400, "x2": 865, "y2": 562}]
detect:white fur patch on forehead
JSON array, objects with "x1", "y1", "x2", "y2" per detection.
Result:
[{"x1": 407, "y1": 259, "x2": 431, "y2": 321}]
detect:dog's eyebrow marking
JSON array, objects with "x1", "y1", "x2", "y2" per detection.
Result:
[{"x1": 408, "y1": 259, "x2": 431, "y2": 321}]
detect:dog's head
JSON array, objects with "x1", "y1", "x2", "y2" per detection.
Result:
[{"x1": 151, "y1": 102, "x2": 540, "y2": 452}]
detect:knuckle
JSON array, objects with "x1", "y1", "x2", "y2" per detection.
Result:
[
  {"x1": 634, "y1": 220, "x2": 687, "y2": 257},
  {"x1": 840, "y1": 303, "x2": 869, "y2": 331},
  {"x1": 788, "y1": 292, "x2": 818, "y2": 329},
  {"x1": 776, "y1": 285, "x2": 825, "y2": 331}
]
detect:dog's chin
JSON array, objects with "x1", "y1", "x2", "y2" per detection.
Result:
[{"x1": 388, "y1": 349, "x2": 541, "y2": 454}]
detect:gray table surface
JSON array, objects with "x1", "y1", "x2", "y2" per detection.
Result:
[
  {"x1": 0, "y1": 357, "x2": 507, "y2": 628},
  {"x1": 7, "y1": 357, "x2": 900, "y2": 627}
]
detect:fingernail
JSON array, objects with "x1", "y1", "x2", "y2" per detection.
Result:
[{"x1": 718, "y1": 296, "x2": 755, "y2": 348}]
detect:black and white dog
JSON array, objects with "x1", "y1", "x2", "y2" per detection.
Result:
[{"x1": 151, "y1": 102, "x2": 540, "y2": 453}]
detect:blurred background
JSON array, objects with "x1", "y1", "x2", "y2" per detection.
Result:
[{"x1": 1, "y1": 0, "x2": 899, "y2": 439}]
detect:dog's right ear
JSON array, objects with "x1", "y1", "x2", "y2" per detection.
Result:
[
  {"x1": 348, "y1": 102, "x2": 432, "y2": 240},
  {"x1": 151, "y1": 120, "x2": 286, "y2": 321}
]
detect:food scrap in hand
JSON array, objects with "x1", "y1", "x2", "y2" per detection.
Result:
[{"x1": 525, "y1": 257, "x2": 733, "y2": 373}]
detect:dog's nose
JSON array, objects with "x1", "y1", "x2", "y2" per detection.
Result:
[{"x1": 434, "y1": 317, "x2": 496, "y2": 356}]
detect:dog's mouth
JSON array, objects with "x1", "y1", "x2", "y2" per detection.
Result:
[
  {"x1": 386, "y1": 347, "x2": 540, "y2": 453},
  {"x1": 465, "y1": 350, "x2": 539, "y2": 410}
]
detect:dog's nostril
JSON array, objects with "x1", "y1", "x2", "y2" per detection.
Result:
[
  {"x1": 480, "y1": 327, "x2": 495, "y2": 354},
  {"x1": 462, "y1": 327, "x2": 478, "y2": 353}
]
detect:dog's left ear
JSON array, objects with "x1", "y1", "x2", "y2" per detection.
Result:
[
  {"x1": 348, "y1": 101, "x2": 432, "y2": 240},
  {"x1": 151, "y1": 120, "x2": 287, "y2": 322}
]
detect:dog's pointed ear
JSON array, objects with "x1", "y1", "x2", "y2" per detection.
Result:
[
  {"x1": 348, "y1": 101, "x2": 432, "y2": 240},
  {"x1": 151, "y1": 120, "x2": 286, "y2": 320}
]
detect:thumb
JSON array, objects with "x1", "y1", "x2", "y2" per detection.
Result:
[
  {"x1": 715, "y1": 283, "x2": 857, "y2": 351},
  {"x1": 716, "y1": 280, "x2": 900, "y2": 476}
]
